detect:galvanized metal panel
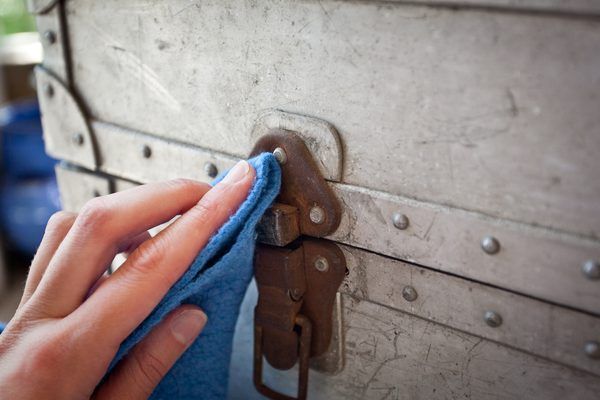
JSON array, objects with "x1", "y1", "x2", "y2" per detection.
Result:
[
  {"x1": 34, "y1": 2, "x2": 68, "y2": 82},
  {"x1": 66, "y1": 0, "x2": 600, "y2": 238},
  {"x1": 339, "y1": 244, "x2": 600, "y2": 375},
  {"x1": 329, "y1": 183, "x2": 600, "y2": 315},
  {"x1": 36, "y1": 67, "x2": 97, "y2": 169},
  {"x1": 54, "y1": 165, "x2": 110, "y2": 211},
  {"x1": 229, "y1": 284, "x2": 600, "y2": 400}
]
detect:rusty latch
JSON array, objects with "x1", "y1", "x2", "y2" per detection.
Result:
[{"x1": 250, "y1": 131, "x2": 346, "y2": 400}]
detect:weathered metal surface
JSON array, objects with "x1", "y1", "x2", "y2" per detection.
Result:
[
  {"x1": 254, "y1": 239, "x2": 346, "y2": 365},
  {"x1": 251, "y1": 131, "x2": 341, "y2": 238},
  {"x1": 54, "y1": 165, "x2": 110, "y2": 212},
  {"x1": 339, "y1": 244, "x2": 600, "y2": 376},
  {"x1": 56, "y1": 123, "x2": 600, "y2": 314},
  {"x1": 230, "y1": 283, "x2": 600, "y2": 400},
  {"x1": 328, "y1": 183, "x2": 600, "y2": 315},
  {"x1": 92, "y1": 121, "x2": 238, "y2": 184},
  {"x1": 385, "y1": 0, "x2": 600, "y2": 15},
  {"x1": 27, "y1": 0, "x2": 59, "y2": 14},
  {"x1": 251, "y1": 110, "x2": 343, "y2": 182},
  {"x1": 36, "y1": 67, "x2": 97, "y2": 169},
  {"x1": 33, "y1": 2, "x2": 68, "y2": 82},
  {"x1": 65, "y1": 0, "x2": 600, "y2": 238}
]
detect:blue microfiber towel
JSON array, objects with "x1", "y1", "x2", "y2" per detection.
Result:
[{"x1": 108, "y1": 152, "x2": 281, "y2": 399}]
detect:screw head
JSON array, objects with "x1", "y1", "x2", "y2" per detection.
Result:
[
  {"x1": 392, "y1": 213, "x2": 409, "y2": 230},
  {"x1": 481, "y1": 236, "x2": 500, "y2": 255},
  {"x1": 273, "y1": 147, "x2": 287, "y2": 164},
  {"x1": 309, "y1": 205, "x2": 325, "y2": 225},
  {"x1": 43, "y1": 83, "x2": 54, "y2": 98},
  {"x1": 484, "y1": 310, "x2": 503, "y2": 328},
  {"x1": 72, "y1": 132, "x2": 84, "y2": 146},
  {"x1": 314, "y1": 256, "x2": 329, "y2": 272},
  {"x1": 402, "y1": 286, "x2": 418, "y2": 302},
  {"x1": 142, "y1": 145, "x2": 152, "y2": 158},
  {"x1": 43, "y1": 30, "x2": 56, "y2": 45},
  {"x1": 204, "y1": 162, "x2": 218, "y2": 178},
  {"x1": 582, "y1": 260, "x2": 600, "y2": 280},
  {"x1": 289, "y1": 288, "x2": 303, "y2": 302},
  {"x1": 584, "y1": 341, "x2": 600, "y2": 359}
]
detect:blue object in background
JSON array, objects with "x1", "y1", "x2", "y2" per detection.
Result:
[{"x1": 0, "y1": 100, "x2": 60, "y2": 255}]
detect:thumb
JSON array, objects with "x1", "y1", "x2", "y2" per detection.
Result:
[{"x1": 94, "y1": 306, "x2": 207, "y2": 400}]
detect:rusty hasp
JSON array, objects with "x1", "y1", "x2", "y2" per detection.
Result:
[
  {"x1": 251, "y1": 130, "x2": 341, "y2": 239},
  {"x1": 253, "y1": 240, "x2": 346, "y2": 400}
]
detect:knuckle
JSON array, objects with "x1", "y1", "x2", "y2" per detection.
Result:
[
  {"x1": 127, "y1": 238, "x2": 171, "y2": 281},
  {"x1": 131, "y1": 347, "x2": 168, "y2": 392},
  {"x1": 76, "y1": 197, "x2": 112, "y2": 231},
  {"x1": 45, "y1": 211, "x2": 76, "y2": 234}
]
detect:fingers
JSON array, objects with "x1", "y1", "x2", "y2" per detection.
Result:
[
  {"x1": 29, "y1": 179, "x2": 211, "y2": 318},
  {"x1": 93, "y1": 306, "x2": 206, "y2": 400},
  {"x1": 77, "y1": 160, "x2": 254, "y2": 344},
  {"x1": 19, "y1": 211, "x2": 76, "y2": 309}
]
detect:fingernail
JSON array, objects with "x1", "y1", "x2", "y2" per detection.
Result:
[
  {"x1": 171, "y1": 309, "x2": 207, "y2": 345},
  {"x1": 220, "y1": 160, "x2": 250, "y2": 185}
]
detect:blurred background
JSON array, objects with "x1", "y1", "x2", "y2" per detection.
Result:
[{"x1": 0, "y1": 0, "x2": 60, "y2": 321}]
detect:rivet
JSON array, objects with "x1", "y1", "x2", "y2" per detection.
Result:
[
  {"x1": 289, "y1": 288, "x2": 303, "y2": 302},
  {"x1": 204, "y1": 162, "x2": 218, "y2": 178},
  {"x1": 484, "y1": 310, "x2": 502, "y2": 328},
  {"x1": 72, "y1": 132, "x2": 84, "y2": 146},
  {"x1": 43, "y1": 30, "x2": 56, "y2": 45},
  {"x1": 582, "y1": 260, "x2": 600, "y2": 280},
  {"x1": 314, "y1": 256, "x2": 329, "y2": 272},
  {"x1": 584, "y1": 341, "x2": 600, "y2": 359},
  {"x1": 142, "y1": 145, "x2": 152, "y2": 158},
  {"x1": 402, "y1": 286, "x2": 418, "y2": 302},
  {"x1": 481, "y1": 236, "x2": 500, "y2": 255},
  {"x1": 273, "y1": 147, "x2": 287, "y2": 165},
  {"x1": 392, "y1": 213, "x2": 409, "y2": 230},
  {"x1": 309, "y1": 205, "x2": 325, "y2": 225},
  {"x1": 43, "y1": 83, "x2": 54, "y2": 98}
]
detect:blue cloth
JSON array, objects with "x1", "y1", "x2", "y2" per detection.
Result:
[{"x1": 109, "y1": 153, "x2": 281, "y2": 399}]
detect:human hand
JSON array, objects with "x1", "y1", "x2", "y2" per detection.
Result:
[{"x1": 0, "y1": 160, "x2": 255, "y2": 399}]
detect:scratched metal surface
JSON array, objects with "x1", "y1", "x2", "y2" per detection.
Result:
[
  {"x1": 64, "y1": 0, "x2": 600, "y2": 239},
  {"x1": 229, "y1": 283, "x2": 600, "y2": 400}
]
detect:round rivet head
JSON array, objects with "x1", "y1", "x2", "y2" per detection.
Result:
[
  {"x1": 314, "y1": 256, "x2": 329, "y2": 272},
  {"x1": 273, "y1": 147, "x2": 287, "y2": 165},
  {"x1": 289, "y1": 288, "x2": 303, "y2": 302},
  {"x1": 72, "y1": 132, "x2": 84, "y2": 146},
  {"x1": 402, "y1": 286, "x2": 418, "y2": 302},
  {"x1": 142, "y1": 145, "x2": 152, "y2": 158},
  {"x1": 481, "y1": 236, "x2": 500, "y2": 255},
  {"x1": 392, "y1": 213, "x2": 409, "y2": 230},
  {"x1": 484, "y1": 310, "x2": 503, "y2": 328},
  {"x1": 584, "y1": 341, "x2": 600, "y2": 359},
  {"x1": 204, "y1": 162, "x2": 218, "y2": 178},
  {"x1": 309, "y1": 205, "x2": 325, "y2": 225},
  {"x1": 582, "y1": 260, "x2": 600, "y2": 280},
  {"x1": 43, "y1": 83, "x2": 54, "y2": 98},
  {"x1": 43, "y1": 30, "x2": 56, "y2": 45}
]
